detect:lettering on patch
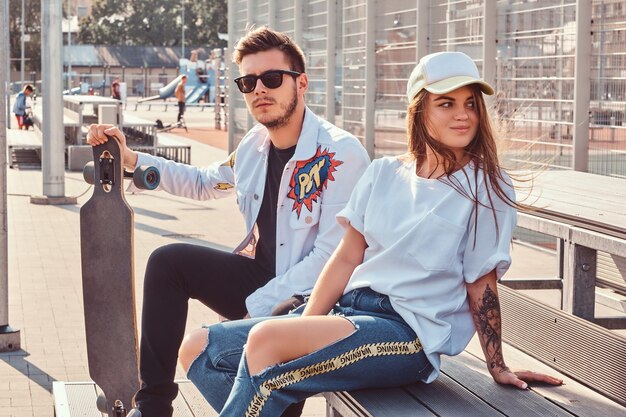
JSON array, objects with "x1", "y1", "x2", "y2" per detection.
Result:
[{"x1": 287, "y1": 146, "x2": 343, "y2": 217}]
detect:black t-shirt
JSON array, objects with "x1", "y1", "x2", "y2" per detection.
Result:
[{"x1": 254, "y1": 142, "x2": 297, "y2": 276}]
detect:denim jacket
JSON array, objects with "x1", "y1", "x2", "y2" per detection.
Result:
[
  {"x1": 13, "y1": 92, "x2": 28, "y2": 116},
  {"x1": 133, "y1": 107, "x2": 370, "y2": 316}
]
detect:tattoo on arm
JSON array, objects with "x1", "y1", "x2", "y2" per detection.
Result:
[{"x1": 471, "y1": 284, "x2": 508, "y2": 372}]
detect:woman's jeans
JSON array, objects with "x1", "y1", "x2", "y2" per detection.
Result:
[{"x1": 187, "y1": 288, "x2": 433, "y2": 417}]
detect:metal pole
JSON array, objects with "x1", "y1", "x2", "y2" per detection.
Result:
[
  {"x1": 1, "y1": 0, "x2": 21, "y2": 352},
  {"x1": 245, "y1": 0, "x2": 254, "y2": 131},
  {"x1": 573, "y1": 0, "x2": 591, "y2": 172},
  {"x1": 181, "y1": 0, "x2": 185, "y2": 59},
  {"x1": 41, "y1": 0, "x2": 66, "y2": 197},
  {"x1": 364, "y1": 0, "x2": 375, "y2": 159},
  {"x1": 20, "y1": 0, "x2": 25, "y2": 87},
  {"x1": 227, "y1": 0, "x2": 237, "y2": 153},
  {"x1": 325, "y1": 0, "x2": 336, "y2": 123},
  {"x1": 268, "y1": 0, "x2": 277, "y2": 28},
  {"x1": 294, "y1": 0, "x2": 303, "y2": 45},
  {"x1": 5, "y1": 0, "x2": 10, "y2": 130},
  {"x1": 67, "y1": 0, "x2": 72, "y2": 90},
  {"x1": 482, "y1": 0, "x2": 496, "y2": 109},
  {"x1": 1, "y1": 0, "x2": 9, "y2": 329},
  {"x1": 416, "y1": 1, "x2": 428, "y2": 65}
]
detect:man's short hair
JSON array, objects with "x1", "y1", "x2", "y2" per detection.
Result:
[
  {"x1": 24, "y1": 84, "x2": 34, "y2": 93},
  {"x1": 232, "y1": 27, "x2": 306, "y2": 73},
  {"x1": 181, "y1": 75, "x2": 188, "y2": 79}
]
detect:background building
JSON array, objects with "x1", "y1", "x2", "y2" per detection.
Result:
[{"x1": 226, "y1": 0, "x2": 626, "y2": 178}]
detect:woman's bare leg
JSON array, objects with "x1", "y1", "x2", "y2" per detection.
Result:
[{"x1": 246, "y1": 316, "x2": 355, "y2": 375}]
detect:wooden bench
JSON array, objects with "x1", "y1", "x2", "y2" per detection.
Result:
[
  {"x1": 326, "y1": 169, "x2": 626, "y2": 416},
  {"x1": 6, "y1": 128, "x2": 43, "y2": 169},
  {"x1": 53, "y1": 380, "x2": 219, "y2": 417},
  {"x1": 52, "y1": 170, "x2": 625, "y2": 416},
  {"x1": 324, "y1": 337, "x2": 625, "y2": 416}
]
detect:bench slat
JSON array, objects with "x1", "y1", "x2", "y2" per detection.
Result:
[
  {"x1": 442, "y1": 354, "x2": 574, "y2": 417},
  {"x1": 325, "y1": 391, "x2": 374, "y2": 417},
  {"x1": 404, "y1": 376, "x2": 505, "y2": 417},
  {"x1": 52, "y1": 382, "x2": 102, "y2": 417},
  {"x1": 464, "y1": 337, "x2": 626, "y2": 417},
  {"x1": 498, "y1": 284, "x2": 626, "y2": 407},
  {"x1": 349, "y1": 388, "x2": 436, "y2": 416},
  {"x1": 177, "y1": 380, "x2": 219, "y2": 417},
  {"x1": 516, "y1": 170, "x2": 626, "y2": 236},
  {"x1": 172, "y1": 387, "x2": 196, "y2": 417}
]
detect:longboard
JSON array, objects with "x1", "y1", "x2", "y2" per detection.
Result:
[{"x1": 80, "y1": 136, "x2": 159, "y2": 417}]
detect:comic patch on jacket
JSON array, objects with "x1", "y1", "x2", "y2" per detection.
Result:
[{"x1": 287, "y1": 146, "x2": 343, "y2": 217}]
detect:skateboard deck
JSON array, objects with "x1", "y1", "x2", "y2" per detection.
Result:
[
  {"x1": 80, "y1": 138, "x2": 139, "y2": 417},
  {"x1": 156, "y1": 117, "x2": 188, "y2": 133}
]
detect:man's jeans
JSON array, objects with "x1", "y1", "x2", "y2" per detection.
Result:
[{"x1": 187, "y1": 288, "x2": 432, "y2": 416}]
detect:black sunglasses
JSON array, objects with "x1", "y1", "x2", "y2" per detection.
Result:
[{"x1": 234, "y1": 69, "x2": 301, "y2": 94}]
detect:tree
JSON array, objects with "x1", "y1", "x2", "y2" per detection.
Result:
[
  {"x1": 77, "y1": 0, "x2": 227, "y2": 49},
  {"x1": 8, "y1": 0, "x2": 42, "y2": 74},
  {"x1": 76, "y1": 0, "x2": 130, "y2": 45}
]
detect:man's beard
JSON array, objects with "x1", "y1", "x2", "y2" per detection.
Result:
[{"x1": 260, "y1": 88, "x2": 298, "y2": 129}]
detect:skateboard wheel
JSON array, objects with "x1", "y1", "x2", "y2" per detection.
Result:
[
  {"x1": 133, "y1": 165, "x2": 160, "y2": 190},
  {"x1": 96, "y1": 393, "x2": 108, "y2": 413},
  {"x1": 83, "y1": 161, "x2": 95, "y2": 185}
]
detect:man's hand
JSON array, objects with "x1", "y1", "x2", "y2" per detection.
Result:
[
  {"x1": 86, "y1": 124, "x2": 138, "y2": 170},
  {"x1": 490, "y1": 367, "x2": 563, "y2": 389}
]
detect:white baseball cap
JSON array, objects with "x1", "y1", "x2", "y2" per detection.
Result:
[{"x1": 407, "y1": 51, "x2": 494, "y2": 101}]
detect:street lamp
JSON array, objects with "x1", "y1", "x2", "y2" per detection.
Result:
[
  {"x1": 181, "y1": 0, "x2": 186, "y2": 59},
  {"x1": 20, "y1": 0, "x2": 25, "y2": 86}
]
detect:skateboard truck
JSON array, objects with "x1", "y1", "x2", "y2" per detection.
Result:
[
  {"x1": 83, "y1": 152, "x2": 160, "y2": 191},
  {"x1": 97, "y1": 394, "x2": 132, "y2": 417}
]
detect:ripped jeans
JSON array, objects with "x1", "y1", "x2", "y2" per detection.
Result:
[{"x1": 187, "y1": 288, "x2": 433, "y2": 416}]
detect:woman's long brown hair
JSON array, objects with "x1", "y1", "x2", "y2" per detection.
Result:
[{"x1": 406, "y1": 85, "x2": 524, "y2": 245}]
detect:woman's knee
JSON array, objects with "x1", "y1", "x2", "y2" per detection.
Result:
[
  {"x1": 245, "y1": 317, "x2": 357, "y2": 375},
  {"x1": 179, "y1": 328, "x2": 209, "y2": 373},
  {"x1": 245, "y1": 321, "x2": 287, "y2": 374},
  {"x1": 247, "y1": 320, "x2": 281, "y2": 348}
]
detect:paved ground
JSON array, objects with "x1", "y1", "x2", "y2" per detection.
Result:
[{"x1": 2, "y1": 102, "x2": 625, "y2": 416}]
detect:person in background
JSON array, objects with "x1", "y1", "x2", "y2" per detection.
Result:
[
  {"x1": 205, "y1": 64, "x2": 216, "y2": 103},
  {"x1": 13, "y1": 84, "x2": 34, "y2": 130},
  {"x1": 111, "y1": 79, "x2": 122, "y2": 100},
  {"x1": 175, "y1": 74, "x2": 188, "y2": 124}
]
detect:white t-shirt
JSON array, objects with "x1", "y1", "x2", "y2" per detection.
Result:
[{"x1": 336, "y1": 156, "x2": 517, "y2": 383}]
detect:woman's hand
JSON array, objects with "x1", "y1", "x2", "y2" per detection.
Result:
[
  {"x1": 86, "y1": 124, "x2": 138, "y2": 170},
  {"x1": 490, "y1": 366, "x2": 563, "y2": 389}
]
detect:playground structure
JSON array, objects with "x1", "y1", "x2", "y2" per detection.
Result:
[
  {"x1": 137, "y1": 55, "x2": 217, "y2": 105},
  {"x1": 56, "y1": 46, "x2": 229, "y2": 133}
]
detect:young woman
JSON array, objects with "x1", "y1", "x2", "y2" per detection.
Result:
[{"x1": 178, "y1": 51, "x2": 563, "y2": 417}]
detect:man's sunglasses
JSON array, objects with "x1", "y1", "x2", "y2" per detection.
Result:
[{"x1": 234, "y1": 69, "x2": 301, "y2": 94}]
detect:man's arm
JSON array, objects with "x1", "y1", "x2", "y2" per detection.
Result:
[
  {"x1": 86, "y1": 124, "x2": 237, "y2": 200},
  {"x1": 467, "y1": 270, "x2": 563, "y2": 388}
]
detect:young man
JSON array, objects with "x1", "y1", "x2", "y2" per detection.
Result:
[
  {"x1": 13, "y1": 84, "x2": 34, "y2": 130},
  {"x1": 175, "y1": 75, "x2": 188, "y2": 124},
  {"x1": 86, "y1": 27, "x2": 370, "y2": 417}
]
